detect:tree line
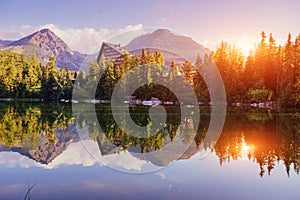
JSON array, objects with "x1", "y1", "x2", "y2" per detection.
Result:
[
  {"x1": 0, "y1": 51, "x2": 75, "y2": 101},
  {"x1": 75, "y1": 49, "x2": 188, "y2": 103},
  {"x1": 210, "y1": 32, "x2": 300, "y2": 107},
  {"x1": 1, "y1": 32, "x2": 300, "y2": 107},
  {"x1": 75, "y1": 32, "x2": 300, "y2": 108}
]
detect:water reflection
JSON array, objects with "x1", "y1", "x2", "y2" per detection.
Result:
[
  {"x1": 0, "y1": 102, "x2": 77, "y2": 164},
  {"x1": 74, "y1": 103, "x2": 199, "y2": 170},
  {"x1": 95, "y1": 105, "x2": 183, "y2": 153},
  {"x1": 214, "y1": 108, "x2": 300, "y2": 176},
  {"x1": 0, "y1": 103, "x2": 299, "y2": 176}
]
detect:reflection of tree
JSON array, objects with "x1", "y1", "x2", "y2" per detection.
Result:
[
  {"x1": 0, "y1": 102, "x2": 73, "y2": 148},
  {"x1": 0, "y1": 105, "x2": 40, "y2": 147},
  {"x1": 95, "y1": 105, "x2": 182, "y2": 153},
  {"x1": 278, "y1": 113, "x2": 300, "y2": 176},
  {"x1": 214, "y1": 108, "x2": 300, "y2": 177},
  {"x1": 194, "y1": 109, "x2": 210, "y2": 148}
]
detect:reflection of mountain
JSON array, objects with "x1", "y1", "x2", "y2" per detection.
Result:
[
  {"x1": 4, "y1": 126, "x2": 79, "y2": 164},
  {"x1": 0, "y1": 102, "x2": 77, "y2": 165},
  {"x1": 93, "y1": 104, "x2": 201, "y2": 167},
  {"x1": 96, "y1": 133, "x2": 122, "y2": 156}
]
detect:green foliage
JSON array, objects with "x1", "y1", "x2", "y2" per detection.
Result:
[
  {"x1": 94, "y1": 104, "x2": 182, "y2": 153},
  {"x1": 247, "y1": 88, "x2": 273, "y2": 102},
  {"x1": 212, "y1": 41, "x2": 245, "y2": 102},
  {"x1": 95, "y1": 48, "x2": 178, "y2": 101},
  {"x1": 0, "y1": 102, "x2": 73, "y2": 148},
  {"x1": 0, "y1": 51, "x2": 42, "y2": 97},
  {"x1": 0, "y1": 51, "x2": 76, "y2": 100}
]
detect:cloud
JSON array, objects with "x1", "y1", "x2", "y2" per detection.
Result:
[
  {"x1": 107, "y1": 24, "x2": 146, "y2": 48},
  {"x1": 37, "y1": 24, "x2": 111, "y2": 54},
  {"x1": 0, "y1": 24, "x2": 145, "y2": 54},
  {"x1": 0, "y1": 25, "x2": 36, "y2": 40}
]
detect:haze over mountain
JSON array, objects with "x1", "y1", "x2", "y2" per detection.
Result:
[
  {"x1": 0, "y1": 39, "x2": 13, "y2": 47},
  {"x1": 0, "y1": 29, "x2": 86, "y2": 70},
  {"x1": 126, "y1": 29, "x2": 209, "y2": 63}
]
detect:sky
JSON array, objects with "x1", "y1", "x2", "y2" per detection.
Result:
[{"x1": 0, "y1": 0, "x2": 300, "y2": 55}]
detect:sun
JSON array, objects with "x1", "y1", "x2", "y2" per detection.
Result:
[{"x1": 236, "y1": 37, "x2": 256, "y2": 57}]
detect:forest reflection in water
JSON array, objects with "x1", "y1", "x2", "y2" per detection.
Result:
[{"x1": 0, "y1": 102, "x2": 299, "y2": 176}]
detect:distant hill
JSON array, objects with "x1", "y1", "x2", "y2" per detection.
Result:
[
  {"x1": 0, "y1": 39, "x2": 13, "y2": 47},
  {"x1": 0, "y1": 29, "x2": 87, "y2": 70},
  {"x1": 126, "y1": 29, "x2": 208, "y2": 64},
  {"x1": 129, "y1": 48, "x2": 187, "y2": 67}
]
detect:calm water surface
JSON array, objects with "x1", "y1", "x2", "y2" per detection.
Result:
[{"x1": 0, "y1": 102, "x2": 299, "y2": 199}]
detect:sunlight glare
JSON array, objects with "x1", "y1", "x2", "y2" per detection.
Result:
[
  {"x1": 236, "y1": 37, "x2": 255, "y2": 57},
  {"x1": 241, "y1": 137, "x2": 255, "y2": 160}
]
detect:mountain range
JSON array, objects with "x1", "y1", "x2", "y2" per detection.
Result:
[
  {"x1": 126, "y1": 29, "x2": 208, "y2": 63},
  {"x1": 0, "y1": 29, "x2": 87, "y2": 70},
  {"x1": 0, "y1": 28, "x2": 208, "y2": 70},
  {"x1": 0, "y1": 39, "x2": 13, "y2": 47}
]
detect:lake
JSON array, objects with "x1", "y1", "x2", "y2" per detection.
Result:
[{"x1": 0, "y1": 102, "x2": 299, "y2": 199}]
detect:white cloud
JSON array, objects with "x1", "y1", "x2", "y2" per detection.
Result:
[
  {"x1": 0, "y1": 25, "x2": 36, "y2": 40},
  {"x1": 0, "y1": 24, "x2": 145, "y2": 54},
  {"x1": 108, "y1": 24, "x2": 146, "y2": 47},
  {"x1": 117, "y1": 24, "x2": 144, "y2": 33},
  {"x1": 37, "y1": 24, "x2": 111, "y2": 54}
]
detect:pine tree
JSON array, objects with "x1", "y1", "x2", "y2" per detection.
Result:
[
  {"x1": 41, "y1": 56, "x2": 58, "y2": 101},
  {"x1": 212, "y1": 42, "x2": 244, "y2": 102},
  {"x1": 140, "y1": 49, "x2": 147, "y2": 65},
  {"x1": 265, "y1": 33, "x2": 277, "y2": 95}
]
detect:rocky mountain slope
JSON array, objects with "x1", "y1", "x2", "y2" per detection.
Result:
[
  {"x1": 126, "y1": 29, "x2": 208, "y2": 63},
  {"x1": 0, "y1": 29, "x2": 86, "y2": 70}
]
